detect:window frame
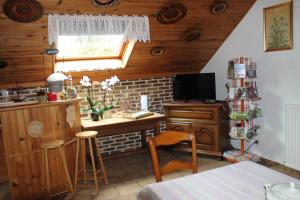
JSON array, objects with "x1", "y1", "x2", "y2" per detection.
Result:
[{"x1": 54, "y1": 37, "x2": 135, "y2": 72}]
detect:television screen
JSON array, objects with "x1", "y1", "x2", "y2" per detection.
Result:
[{"x1": 172, "y1": 73, "x2": 216, "y2": 101}]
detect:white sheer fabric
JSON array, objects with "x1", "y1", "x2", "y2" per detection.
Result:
[{"x1": 48, "y1": 14, "x2": 150, "y2": 44}]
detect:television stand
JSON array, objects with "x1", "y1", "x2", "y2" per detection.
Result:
[
  {"x1": 204, "y1": 99, "x2": 216, "y2": 104},
  {"x1": 163, "y1": 102, "x2": 232, "y2": 158}
]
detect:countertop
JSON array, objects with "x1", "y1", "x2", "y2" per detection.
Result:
[{"x1": 0, "y1": 98, "x2": 81, "y2": 112}]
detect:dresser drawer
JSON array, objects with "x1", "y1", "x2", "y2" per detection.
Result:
[{"x1": 167, "y1": 107, "x2": 218, "y2": 125}]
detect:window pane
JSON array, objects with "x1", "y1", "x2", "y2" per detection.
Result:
[{"x1": 56, "y1": 35, "x2": 124, "y2": 59}]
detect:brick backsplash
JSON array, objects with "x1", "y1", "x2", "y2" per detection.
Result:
[{"x1": 0, "y1": 77, "x2": 172, "y2": 155}]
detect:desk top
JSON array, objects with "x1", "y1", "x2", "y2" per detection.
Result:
[{"x1": 81, "y1": 112, "x2": 165, "y2": 129}]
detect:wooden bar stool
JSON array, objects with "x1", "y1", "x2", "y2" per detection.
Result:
[
  {"x1": 40, "y1": 140, "x2": 73, "y2": 198},
  {"x1": 74, "y1": 131, "x2": 108, "y2": 193}
]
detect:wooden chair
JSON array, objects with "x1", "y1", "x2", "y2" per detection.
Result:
[{"x1": 148, "y1": 130, "x2": 198, "y2": 182}]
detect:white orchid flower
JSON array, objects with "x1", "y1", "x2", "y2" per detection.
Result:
[
  {"x1": 101, "y1": 85, "x2": 108, "y2": 90},
  {"x1": 80, "y1": 76, "x2": 91, "y2": 87},
  {"x1": 109, "y1": 75, "x2": 120, "y2": 86},
  {"x1": 101, "y1": 81, "x2": 107, "y2": 86}
]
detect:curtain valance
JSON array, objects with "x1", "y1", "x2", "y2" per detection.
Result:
[{"x1": 48, "y1": 14, "x2": 150, "y2": 44}]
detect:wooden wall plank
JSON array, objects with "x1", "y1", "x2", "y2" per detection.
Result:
[{"x1": 0, "y1": 0, "x2": 256, "y2": 88}]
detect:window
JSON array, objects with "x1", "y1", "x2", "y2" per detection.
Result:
[
  {"x1": 56, "y1": 35, "x2": 124, "y2": 60},
  {"x1": 55, "y1": 35, "x2": 135, "y2": 72}
]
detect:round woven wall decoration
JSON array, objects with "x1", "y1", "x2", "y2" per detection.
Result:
[
  {"x1": 0, "y1": 61, "x2": 7, "y2": 69},
  {"x1": 90, "y1": 0, "x2": 119, "y2": 8},
  {"x1": 157, "y1": 4, "x2": 187, "y2": 24},
  {"x1": 3, "y1": 0, "x2": 44, "y2": 23},
  {"x1": 210, "y1": 1, "x2": 228, "y2": 15},
  {"x1": 182, "y1": 29, "x2": 203, "y2": 42},
  {"x1": 27, "y1": 120, "x2": 44, "y2": 138},
  {"x1": 151, "y1": 47, "x2": 165, "y2": 56}
]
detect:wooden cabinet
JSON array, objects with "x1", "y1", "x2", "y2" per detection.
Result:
[
  {"x1": 164, "y1": 102, "x2": 231, "y2": 157},
  {"x1": 0, "y1": 99, "x2": 81, "y2": 200},
  {"x1": 0, "y1": 123, "x2": 8, "y2": 183}
]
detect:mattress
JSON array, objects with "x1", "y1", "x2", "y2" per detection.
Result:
[{"x1": 137, "y1": 161, "x2": 300, "y2": 200}]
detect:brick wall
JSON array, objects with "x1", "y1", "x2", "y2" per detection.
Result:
[
  {"x1": 77, "y1": 77, "x2": 173, "y2": 156},
  {"x1": 0, "y1": 77, "x2": 173, "y2": 155}
]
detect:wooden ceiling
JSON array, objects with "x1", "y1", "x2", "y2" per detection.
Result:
[{"x1": 0, "y1": 0, "x2": 255, "y2": 88}]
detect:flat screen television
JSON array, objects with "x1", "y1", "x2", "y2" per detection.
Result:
[{"x1": 172, "y1": 73, "x2": 216, "y2": 101}]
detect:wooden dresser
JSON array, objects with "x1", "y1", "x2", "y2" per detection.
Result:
[{"x1": 164, "y1": 102, "x2": 231, "y2": 158}]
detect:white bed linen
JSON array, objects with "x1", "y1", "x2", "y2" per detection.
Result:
[{"x1": 137, "y1": 161, "x2": 300, "y2": 200}]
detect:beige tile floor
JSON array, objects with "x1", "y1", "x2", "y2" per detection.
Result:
[{"x1": 0, "y1": 151, "x2": 299, "y2": 200}]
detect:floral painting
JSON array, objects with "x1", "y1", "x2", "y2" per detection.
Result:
[{"x1": 264, "y1": 1, "x2": 293, "y2": 51}]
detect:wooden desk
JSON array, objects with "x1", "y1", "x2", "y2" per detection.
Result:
[{"x1": 81, "y1": 113, "x2": 165, "y2": 157}]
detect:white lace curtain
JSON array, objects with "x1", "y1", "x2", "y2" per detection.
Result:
[{"x1": 48, "y1": 14, "x2": 150, "y2": 44}]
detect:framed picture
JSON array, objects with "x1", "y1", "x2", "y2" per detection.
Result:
[{"x1": 264, "y1": 1, "x2": 293, "y2": 52}]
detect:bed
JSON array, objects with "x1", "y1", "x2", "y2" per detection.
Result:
[{"x1": 137, "y1": 161, "x2": 300, "y2": 200}]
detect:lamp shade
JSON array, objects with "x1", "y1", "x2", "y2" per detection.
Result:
[{"x1": 47, "y1": 72, "x2": 68, "y2": 82}]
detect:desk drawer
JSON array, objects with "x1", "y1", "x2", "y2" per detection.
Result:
[{"x1": 167, "y1": 107, "x2": 218, "y2": 125}]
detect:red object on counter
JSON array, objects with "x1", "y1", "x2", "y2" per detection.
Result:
[{"x1": 47, "y1": 92, "x2": 57, "y2": 101}]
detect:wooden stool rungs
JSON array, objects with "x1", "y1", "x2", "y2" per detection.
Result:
[{"x1": 74, "y1": 131, "x2": 108, "y2": 193}]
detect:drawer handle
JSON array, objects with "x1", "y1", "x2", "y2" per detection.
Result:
[{"x1": 173, "y1": 126, "x2": 183, "y2": 131}]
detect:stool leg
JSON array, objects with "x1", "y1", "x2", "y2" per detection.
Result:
[
  {"x1": 81, "y1": 139, "x2": 87, "y2": 184},
  {"x1": 88, "y1": 138, "x2": 99, "y2": 193},
  {"x1": 58, "y1": 146, "x2": 74, "y2": 193},
  {"x1": 94, "y1": 137, "x2": 108, "y2": 185},
  {"x1": 74, "y1": 138, "x2": 80, "y2": 192},
  {"x1": 45, "y1": 149, "x2": 51, "y2": 197},
  {"x1": 41, "y1": 150, "x2": 44, "y2": 187},
  {"x1": 41, "y1": 150, "x2": 46, "y2": 196}
]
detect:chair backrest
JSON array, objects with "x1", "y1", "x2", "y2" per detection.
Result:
[{"x1": 148, "y1": 130, "x2": 197, "y2": 182}]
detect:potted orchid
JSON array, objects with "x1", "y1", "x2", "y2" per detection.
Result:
[{"x1": 80, "y1": 75, "x2": 120, "y2": 121}]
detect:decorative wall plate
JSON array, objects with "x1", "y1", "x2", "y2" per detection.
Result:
[
  {"x1": 210, "y1": 1, "x2": 228, "y2": 15},
  {"x1": 90, "y1": 0, "x2": 119, "y2": 8},
  {"x1": 151, "y1": 47, "x2": 165, "y2": 56},
  {"x1": 157, "y1": 4, "x2": 187, "y2": 24},
  {"x1": 27, "y1": 120, "x2": 44, "y2": 138},
  {"x1": 3, "y1": 0, "x2": 44, "y2": 23},
  {"x1": 183, "y1": 29, "x2": 203, "y2": 42},
  {"x1": 0, "y1": 61, "x2": 7, "y2": 69}
]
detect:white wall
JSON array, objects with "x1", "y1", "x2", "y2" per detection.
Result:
[{"x1": 202, "y1": 0, "x2": 300, "y2": 164}]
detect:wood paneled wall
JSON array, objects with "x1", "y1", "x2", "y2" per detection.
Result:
[{"x1": 0, "y1": 0, "x2": 255, "y2": 88}]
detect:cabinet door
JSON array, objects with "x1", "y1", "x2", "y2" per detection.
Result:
[
  {"x1": 0, "y1": 127, "x2": 8, "y2": 183},
  {"x1": 192, "y1": 124, "x2": 219, "y2": 151}
]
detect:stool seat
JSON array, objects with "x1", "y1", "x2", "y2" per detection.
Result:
[
  {"x1": 40, "y1": 140, "x2": 64, "y2": 149},
  {"x1": 75, "y1": 131, "x2": 97, "y2": 138}
]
